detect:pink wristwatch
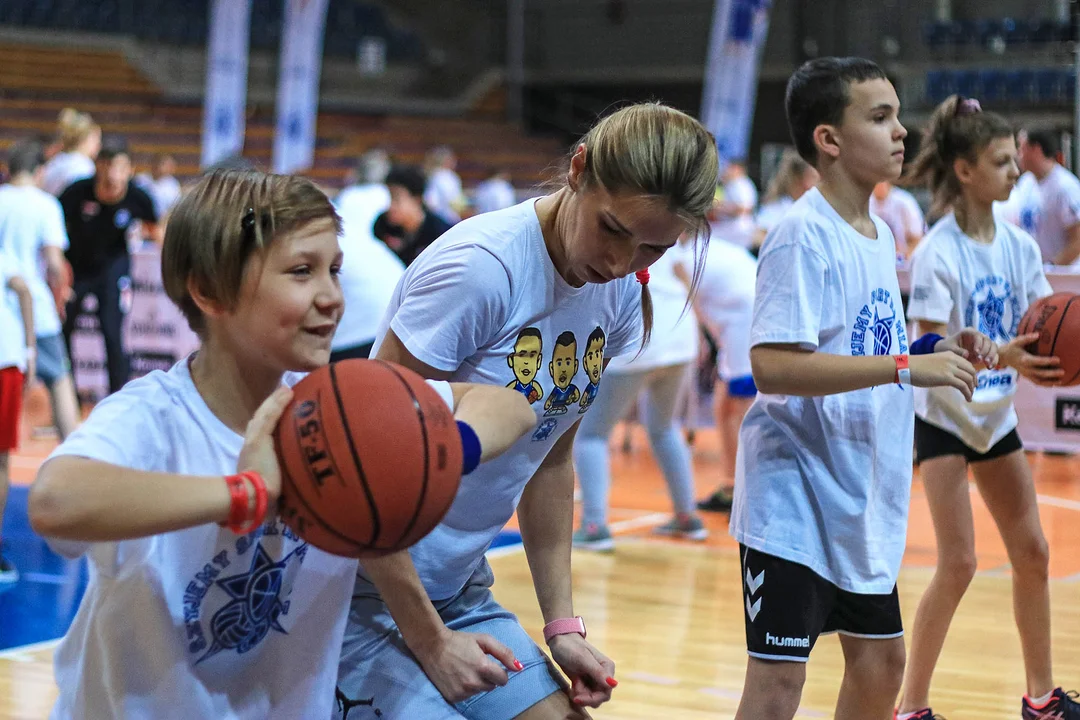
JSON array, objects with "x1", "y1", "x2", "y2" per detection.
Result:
[{"x1": 543, "y1": 616, "x2": 587, "y2": 643}]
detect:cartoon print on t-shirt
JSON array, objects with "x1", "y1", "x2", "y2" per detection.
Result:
[
  {"x1": 578, "y1": 326, "x2": 606, "y2": 414},
  {"x1": 544, "y1": 331, "x2": 580, "y2": 416},
  {"x1": 505, "y1": 327, "x2": 543, "y2": 403}
]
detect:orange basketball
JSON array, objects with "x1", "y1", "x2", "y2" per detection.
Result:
[
  {"x1": 273, "y1": 359, "x2": 463, "y2": 558},
  {"x1": 1018, "y1": 292, "x2": 1080, "y2": 386}
]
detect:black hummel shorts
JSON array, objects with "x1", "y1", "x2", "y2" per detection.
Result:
[{"x1": 739, "y1": 545, "x2": 904, "y2": 662}]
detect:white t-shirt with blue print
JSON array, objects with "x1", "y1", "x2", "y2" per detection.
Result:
[
  {"x1": 369, "y1": 199, "x2": 643, "y2": 600},
  {"x1": 43, "y1": 357, "x2": 455, "y2": 720},
  {"x1": 909, "y1": 213, "x2": 1052, "y2": 453},
  {"x1": 730, "y1": 187, "x2": 915, "y2": 595}
]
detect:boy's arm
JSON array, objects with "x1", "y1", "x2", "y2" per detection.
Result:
[
  {"x1": 448, "y1": 382, "x2": 535, "y2": 462},
  {"x1": 376, "y1": 328, "x2": 535, "y2": 460},
  {"x1": 8, "y1": 274, "x2": 36, "y2": 383},
  {"x1": 7, "y1": 275, "x2": 35, "y2": 351},
  {"x1": 751, "y1": 342, "x2": 979, "y2": 400}
]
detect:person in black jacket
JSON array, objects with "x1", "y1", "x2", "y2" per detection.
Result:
[
  {"x1": 59, "y1": 135, "x2": 159, "y2": 396},
  {"x1": 373, "y1": 165, "x2": 452, "y2": 265}
]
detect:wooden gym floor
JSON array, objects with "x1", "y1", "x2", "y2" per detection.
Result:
[{"x1": 3, "y1": 385, "x2": 1080, "y2": 719}]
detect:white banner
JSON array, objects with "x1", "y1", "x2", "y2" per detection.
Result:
[
  {"x1": 272, "y1": 0, "x2": 330, "y2": 174},
  {"x1": 700, "y1": 0, "x2": 772, "y2": 167},
  {"x1": 71, "y1": 248, "x2": 201, "y2": 402},
  {"x1": 201, "y1": 0, "x2": 252, "y2": 169}
]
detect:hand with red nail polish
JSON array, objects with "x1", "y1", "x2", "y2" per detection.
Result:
[
  {"x1": 547, "y1": 634, "x2": 617, "y2": 708},
  {"x1": 411, "y1": 628, "x2": 521, "y2": 704}
]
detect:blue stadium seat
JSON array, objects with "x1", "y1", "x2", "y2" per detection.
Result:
[
  {"x1": 925, "y1": 21, "x2": 952, "y2": 49},
  {"x1": 955, "y1": 69, "x2": 979, "y2": 98},
  {"x1": 951, "y1": 20, "x2": 978, "y2": 46},
  {"x1": 926, "y1": 70, "x2": 954, "y2": 104},
  {"x1": 1002, "y1": 17, "x2": 1028, "y2": 45},
  {"x1": 977, "y1": 19, "x2": 1003, "y2": 47},
  {"x1": 979, "y1": 69, "x2": 1006, "y2": 103},
  {"x1": 1030, "y1": 18, "x2": 1064, "y2": 45},
  {"x1": 1005, "y1": 69, "x2": 1034, "y2": 104},
  {"x1": 1035, "y1": 68, "x2": 1063, "y2": 104}
]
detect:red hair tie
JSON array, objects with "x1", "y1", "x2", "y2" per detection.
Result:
[{"x1": 636, "y1": 268, "x2": 650, "y2": 285}]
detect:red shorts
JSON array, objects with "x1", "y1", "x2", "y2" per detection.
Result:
[{"x1": 0, "y1": 366, "x2": 24, "y2": 452}]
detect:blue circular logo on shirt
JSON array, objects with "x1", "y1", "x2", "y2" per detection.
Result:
[{"x1": 114, "y1": 208, "x2": 132, "y2": 229}]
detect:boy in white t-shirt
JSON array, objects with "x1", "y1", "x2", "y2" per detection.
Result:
[
  {"x1": 0, "y1": 139, "x2": 80, "y2": 442},
  {"x1": 28, "y1": 169, "x2": 534, "y2": 720},
  {"x1": 899, "y1": 97, "x2": 1079, "y2": 720},
  {"x1": 730, "y1": 57, "x2": 996, "y2": 720},
  {"x1": 0, "y1": 252, "x2": 34, "y2": 583}
]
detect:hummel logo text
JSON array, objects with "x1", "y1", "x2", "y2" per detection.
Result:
[{"x1": 765, "y1": 632, "x2": 810, "y2": 648}]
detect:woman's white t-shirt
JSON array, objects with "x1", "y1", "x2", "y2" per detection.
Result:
[{"x1": 369, "y1": 199, "x2": 643, "y2": 599}]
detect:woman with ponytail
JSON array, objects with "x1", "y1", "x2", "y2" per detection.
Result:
[
  {"x1": 897, "y1": 95, "x2": 1078, "y2": 720},
  {"x1": 335, "y1": 102, "x2": 718, "y2": 719}
]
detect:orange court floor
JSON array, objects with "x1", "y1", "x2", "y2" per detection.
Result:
[{"x1": 3, "y1": 384, "x2": 1080, "y2": 719}]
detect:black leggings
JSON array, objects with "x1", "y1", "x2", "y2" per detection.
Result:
[{"x1": 63, "y1": 254, "x2": 131, "y2": 396}]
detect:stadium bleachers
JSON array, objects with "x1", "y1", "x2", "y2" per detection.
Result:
[
  {"x1": 0, "y1": 0, "x2": 425, "y2": 61},
  {"x1": 0, "y1": 43, "x2": 563, "y2": 192},
  {"x1": 925, "y1": 66, "x2": 1076, "y2": 107},
  {"x1": 924, "y1": 16, "x2": 1073, "y2": 51}
]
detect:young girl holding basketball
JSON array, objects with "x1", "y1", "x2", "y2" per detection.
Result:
[
  {"x1": 27, "y1": 169, "x2": 534, "y2": 719},
  {"x1": 897, "y1": 96, "x2": 1078, "y2": 720},
  {"x1": 335, "y1": 102, "x2": 718, "y2": 720}
]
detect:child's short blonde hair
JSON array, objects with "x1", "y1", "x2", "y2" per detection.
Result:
[{"x1": 162, "y1": 169, "x2": 342, "y2": 334}]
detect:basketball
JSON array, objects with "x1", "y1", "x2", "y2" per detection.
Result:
[
  {"x1": 273, "y1": 359, "x2": 463, "y2": 558},
  {"x1": 1017, "y1": 292, "x2": 1080, "y2": 386}
]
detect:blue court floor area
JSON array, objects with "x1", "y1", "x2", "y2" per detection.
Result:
[{"x1": 0, "y1": 486, "x2": 524, "y2": 652}]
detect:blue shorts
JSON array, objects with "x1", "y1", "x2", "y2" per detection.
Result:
[
  {"x1": 36, "y1": 333, "x2": 71, "y2": 385},
  {"x1": 335, "y1": 560, "x2": 565, "y2": 720}
]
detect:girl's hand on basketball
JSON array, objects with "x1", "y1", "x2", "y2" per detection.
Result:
[
  {"x1": 936, "y1": 328, "x2": 998, "y2": 370},
  {"x1": 999, "y1": 333, "x2": 1065, "y2": 386},
  {"x1": 237, "y1": 386, "x2": 294, "y2": 506},
  {"x1": 548, "y1": 634, "x2": 617, "y2": 708},
  {"x1": 910, "y1": 352, "x2": 978, "y2": 401},
  {"x1": 416, "y1": 629, "x2": 521, "y2": 703}
]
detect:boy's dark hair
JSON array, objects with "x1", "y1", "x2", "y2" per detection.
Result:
[
  {"x1": 554, "y1": 331, "x2": 577, "y2": 349},
  {"x1": 785, "y1": 57, "x2": 889, "y2": 164},
  {"x1": 6, "y1": 139, "x2": 45, "y2": 176},
  {"x1": 384, "y1": 165, "x2": 427, "y2": 198},
  {"x1": 97, "y1": 135, "x2": 130, "y2": 163},
  {"x1": 1026, "y1": 129, "x2": 1060, "y2": 160}
]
